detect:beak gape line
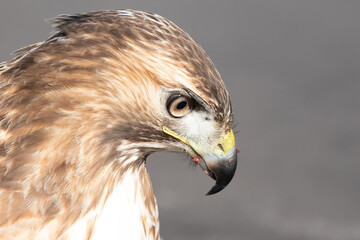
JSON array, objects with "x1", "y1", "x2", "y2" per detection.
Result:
[{"x1": 163, "y1": 126, "x2": 238, "y2": 195}]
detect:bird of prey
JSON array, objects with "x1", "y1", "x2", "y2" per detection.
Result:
[{"x1": 0, "y1": 10, "x2": 237, "y2": 239}]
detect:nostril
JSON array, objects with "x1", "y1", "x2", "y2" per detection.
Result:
[{"x1": 217, "y1": 144, "x2": 224, "y2": 152}]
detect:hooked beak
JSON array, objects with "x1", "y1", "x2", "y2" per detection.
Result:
[{"x1": 163, "y1": 126, "x2": 238, "y2": 195}]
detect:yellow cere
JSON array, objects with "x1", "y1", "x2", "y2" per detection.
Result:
[{"x1": 213, "y1": 127, "x2": 235, "y2": 156}]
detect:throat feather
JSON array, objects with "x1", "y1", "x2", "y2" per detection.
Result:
[{"x1": 65, "y1": 163, "x2": 159, "y2": 240}]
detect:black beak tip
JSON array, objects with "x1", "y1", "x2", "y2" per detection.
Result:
[
  {"x1": 206, "y1": 184, "x2": 226, "y2": 195},
  {"x1": 205, "y1": 150, "x2": 237, "y2": 196}
]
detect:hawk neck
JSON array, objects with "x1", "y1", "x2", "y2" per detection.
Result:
[{"x1": 65, "y1": 162, "x2": 160, "y2": 240}]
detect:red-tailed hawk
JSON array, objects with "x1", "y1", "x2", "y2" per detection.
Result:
[{"x1": 0, "y1": 10, "x2": 237, "y2": 239}]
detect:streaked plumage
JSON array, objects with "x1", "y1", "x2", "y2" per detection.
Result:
[{"x1": 0, "y1": 10, "x2": 237, "y2": 239}]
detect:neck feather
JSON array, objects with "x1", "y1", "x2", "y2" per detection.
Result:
[{"x1": 63, "y1": 161, "x2": 159, "y2": 240}]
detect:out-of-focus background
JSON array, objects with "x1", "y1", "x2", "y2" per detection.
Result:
[{"x1": 1, "y1": 1, "x2": 359, "y2": 239}]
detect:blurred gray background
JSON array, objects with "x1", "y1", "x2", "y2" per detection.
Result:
[{"x1": 1, "y1": 1, "x2": 359, "y2": 239}]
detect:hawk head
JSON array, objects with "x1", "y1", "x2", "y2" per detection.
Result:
[
  {"x1": 0, "y1": 10, "x2": 237, "y2": 197},
  {"x1": 73, "y1": 10, "x2": 238, "y2": 194}
]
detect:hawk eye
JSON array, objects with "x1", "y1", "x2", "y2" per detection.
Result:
[{"x1": 167, "y1": 94, "x2": 193, "y2": 118}]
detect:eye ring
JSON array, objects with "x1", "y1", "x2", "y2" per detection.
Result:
[{"x1": 166, "y1": 94, "x2": 194, "y2": 118}]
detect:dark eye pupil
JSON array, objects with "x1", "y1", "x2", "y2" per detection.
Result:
[{"x1": 176, "y1": 101, "x2": 187, "y2": 110}]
